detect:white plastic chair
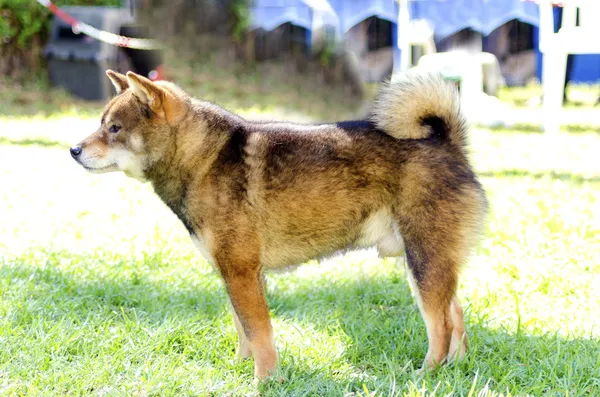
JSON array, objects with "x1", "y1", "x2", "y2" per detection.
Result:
[
  {"x1": 539, "y1": 0, "x2": 600, "y2": 133},
  {"x1": 397, "y1": 0, "x2": 436, "y2": 71},
  {"x1": 415, "y1": 51, "x2": 504, "y2": 100},
  {"x1": 413, "y1": 51, "x2": 509, "y2": 126}
]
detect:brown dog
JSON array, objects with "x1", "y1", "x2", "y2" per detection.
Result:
[{"x1": 70, "y1": 70, "x2": 487, "y2": 379}]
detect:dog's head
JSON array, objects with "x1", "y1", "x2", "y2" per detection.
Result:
[{"x1": 70, "y1": 70, "x2": 188, "y2": 181}]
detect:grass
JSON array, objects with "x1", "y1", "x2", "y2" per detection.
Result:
[
  {"x1": 497, "y1": 82, "x2": 599, "y2": 109},
  {"x1": 1, "y1": 127, "x2": 599, "y2": 396},
  {"x1": 1, "y1": 69, "x2": 600, "y2": 395},
  {"x1": 0, "y1": 78, "x2": 103, "y2": 120}
]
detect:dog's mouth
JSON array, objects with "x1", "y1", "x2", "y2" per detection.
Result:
[{"x1": 82, "y1": 164, "x2": 119, "y2": 173}]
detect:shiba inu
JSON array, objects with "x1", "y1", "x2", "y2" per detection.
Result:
[{"x1": 70, "y1": 69, "x2": 487, "y2": 379}]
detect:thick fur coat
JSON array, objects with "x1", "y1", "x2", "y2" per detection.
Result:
[{"x1": 71, "y1": 70, "x2": 487, "y2": 379}]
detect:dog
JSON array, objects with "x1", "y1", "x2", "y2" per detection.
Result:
[{"x1": 70, "y1": 69, "x2": 487, "y2": 379}]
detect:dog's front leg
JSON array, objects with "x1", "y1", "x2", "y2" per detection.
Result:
[
  {"x1": 230, "y1": 305, "x2": 252, "y2": 359},
  {"x1": 219, "y1": 261, "x2": 277, "y2": 379}
]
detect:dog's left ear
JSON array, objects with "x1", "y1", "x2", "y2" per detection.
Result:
[
  {"x1": 106, "y1": 69, "x2": 128, "y2": 93},
  {"x1": 126, "y1": 71, "x2": 165, "y2": 118}
]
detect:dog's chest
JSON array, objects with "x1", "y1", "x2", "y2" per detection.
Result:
[
  {"x1": 190, "y1": 234, "x2": 215, "y2": 266},
  {"x1": 152, "y1": 181, "x2": 196, "y2": 235}
]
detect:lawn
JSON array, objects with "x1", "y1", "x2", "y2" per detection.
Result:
[{"x1": 0, "y1": 77, "x2": 599, "y2": 396}]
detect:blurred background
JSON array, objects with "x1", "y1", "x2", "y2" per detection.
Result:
[{"x1": 1, "y1": 0, "x2": 599, "y2": 127}]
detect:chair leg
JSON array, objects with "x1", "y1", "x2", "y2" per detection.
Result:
[
  {"x1": 425, "y1": 35, "x2": 436, "y2": 56},
  {"x1": 542, "y1": 51, "x2": 567, "y2": 134}
]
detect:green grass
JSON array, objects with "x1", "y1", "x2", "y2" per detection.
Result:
[
  {"x1": 0, "y1": 121, "x2": 599, "y2": 396},
  {"x1": 0, "y1": 78, "x2": 103, "y2": 119},
  {"x1": 497, "y1": 82, "x2": 599, "y2": 109}
]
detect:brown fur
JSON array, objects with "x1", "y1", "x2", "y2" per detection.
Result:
[{"x1": 71, "y1": 70, "x2": 487, "y2": 379}]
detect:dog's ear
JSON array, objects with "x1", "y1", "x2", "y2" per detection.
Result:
[
  {"x1": 106, "y1": 70, "x2": 129, "y2": 94},
  {"x1": 126, "y1": 71, "x2": 165, "y2": 117}
]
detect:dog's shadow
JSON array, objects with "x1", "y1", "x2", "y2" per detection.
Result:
[
  {"x1": 3, "y1": 251, "x2": 597, "y2": 395},
  {"x1": 264, "y1": 271, "x2": 600, "y2": 395}
]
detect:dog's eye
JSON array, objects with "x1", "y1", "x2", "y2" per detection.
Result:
[{"x1": 109, "y1": 125, "x2": 121, "y2": 133}]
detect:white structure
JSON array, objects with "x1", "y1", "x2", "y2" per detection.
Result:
[
  {"x1": 539, "y1": 0, "x2": 600, "y2": 133},
  {"x1": 397, "y1": 0, "x2": 436, "y2": 72},
  {"x1": 415, "y1": 51, "x2": 507, "y2": 126}
]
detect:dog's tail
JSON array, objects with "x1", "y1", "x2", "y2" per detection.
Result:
[{"x1": 370, "y1": 71, "x2": 467, "y2": 150}]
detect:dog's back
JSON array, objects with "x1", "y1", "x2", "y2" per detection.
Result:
[{"x1": 196, "y1": 76, "x2": 486, "y2": 274}]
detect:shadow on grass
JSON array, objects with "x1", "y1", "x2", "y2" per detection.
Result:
[
  {"x1": 1, "y1": 252, "x2": 599, "y2": 395},
  {"x1": 264, "y1": 270, "x2": 600, "y2": 396}
]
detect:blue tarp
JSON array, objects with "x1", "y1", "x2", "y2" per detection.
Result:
[
  {"x1": 250, "y1": 0, "x2": 599, "y2": 83},
  {"x1": 250, "y1": 0, "x2": 313, "y2": 31},
  {"x1": 412, "y1": 0, "x2": 538, "y2": 39},
  {"x1": 327, "y1": 0, "x2": 397, "y2": 34},
  {"x1": 251, "y1": 0, "x2": 539, "y2": 39}
]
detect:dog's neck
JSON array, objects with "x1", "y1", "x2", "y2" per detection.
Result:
[{"x1": 144, "y1": 103, "x2": 242, "y2": 234}]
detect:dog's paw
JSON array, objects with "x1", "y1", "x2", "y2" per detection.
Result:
[
  {"x1": 417, "y1": 352, "x2": 447, "y2": 375},
  {"x1": 447, "y1": 331, "x2": 467, "y2": 363},
  {"x1": 253, "y1": 374, "x2": 286, "y2": 387}
]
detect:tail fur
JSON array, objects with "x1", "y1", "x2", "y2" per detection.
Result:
[{"x1": 370, "y1": 71, "x2": 468, "y2": 149}]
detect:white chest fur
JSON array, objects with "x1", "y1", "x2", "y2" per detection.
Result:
[{"x1": 190, "y1": 234, "x2": 215, "y2": 266}]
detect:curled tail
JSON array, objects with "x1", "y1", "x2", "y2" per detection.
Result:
[{"x1": 370, "y1": 71, "x2": 468, "y2": 150}]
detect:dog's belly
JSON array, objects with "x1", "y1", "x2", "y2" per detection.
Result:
[
  {"x1": 354, "y1": 207, "x2": 405, "y2": 256},
  {"x1": 189, "y1": 207, "x2": 405, "y2": 270},
  {"x1": 260, "y1": 208, "x2": 405, "y2": 269}
]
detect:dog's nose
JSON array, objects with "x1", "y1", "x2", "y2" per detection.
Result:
[{"x1": 70, "y1": 146, "x2": 82, "y2": 158}]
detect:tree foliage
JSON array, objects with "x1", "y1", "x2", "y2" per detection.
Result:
[{"x1": 0, "y1": 0, "x2": 119, "y2": 78}]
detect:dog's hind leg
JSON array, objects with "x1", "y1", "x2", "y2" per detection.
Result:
[
  {"x1": 394, "y1": 160, "x2": 485, "y2": 370},
  {"x1": 403, "y1": 247, "x2": 457, "y2": 369},
  {"x1": 397, "y1": 205, "x2": 477, "y2": 370}
]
